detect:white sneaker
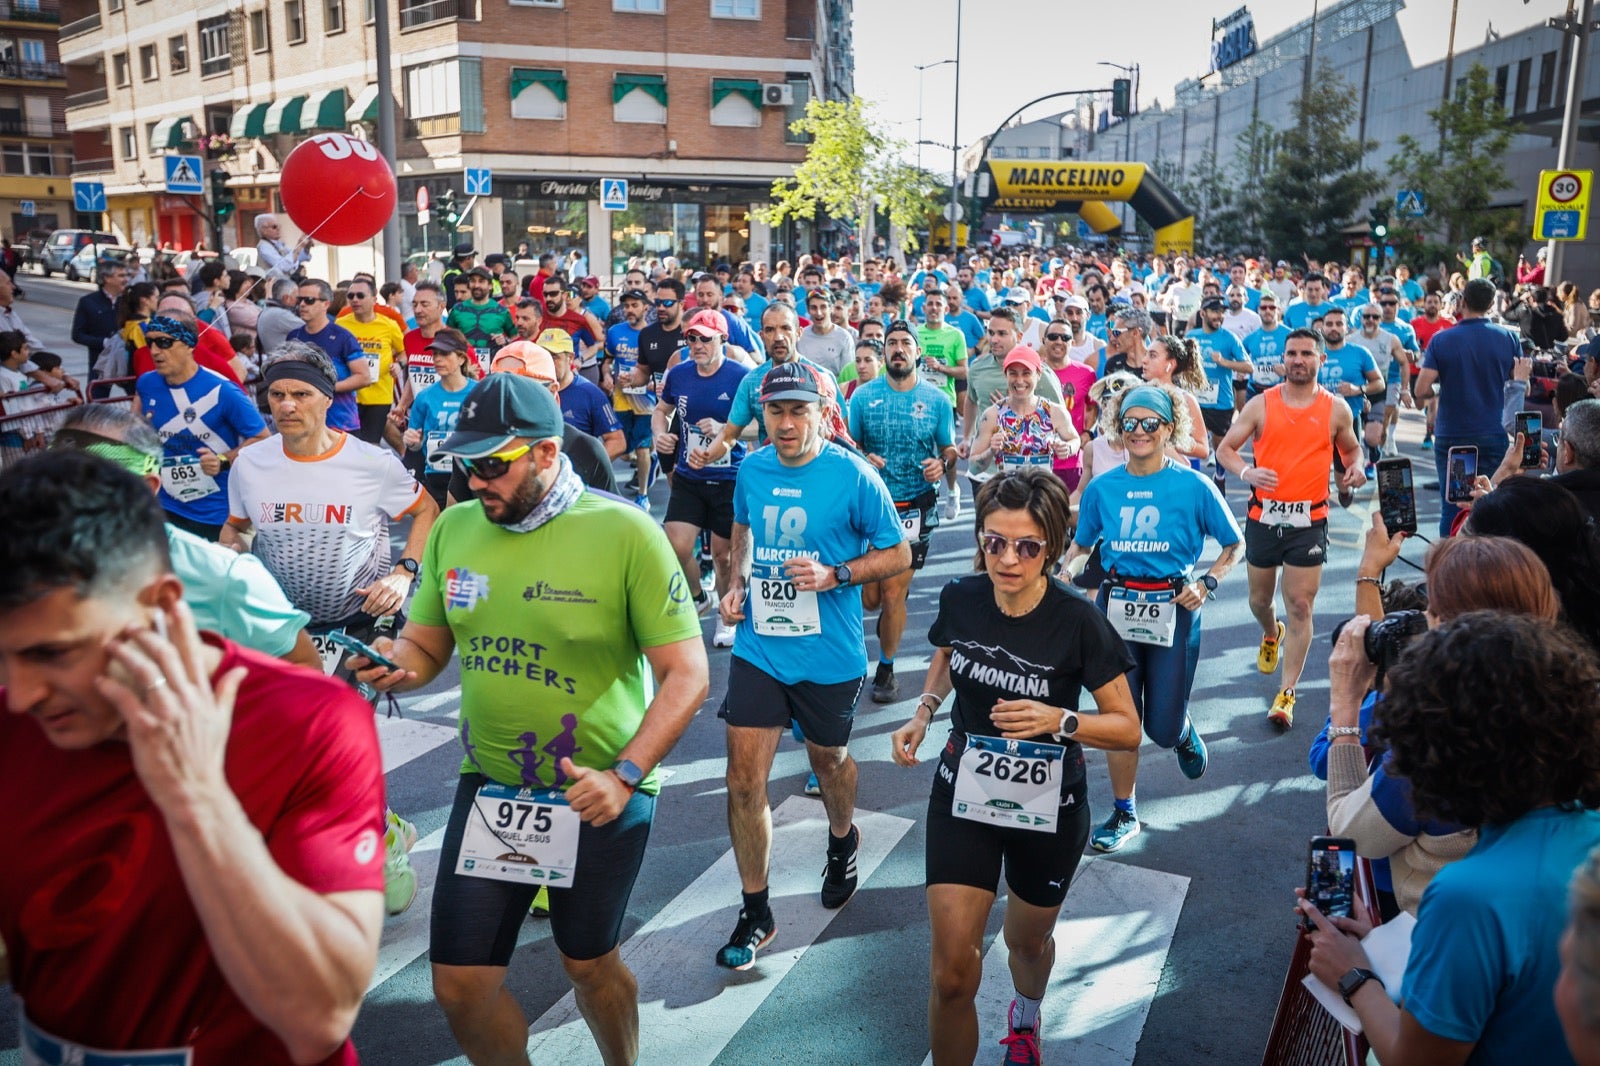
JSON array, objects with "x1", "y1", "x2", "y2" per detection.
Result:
[
  {"x1": 940, "y1": 491, "x2": 961, "y2": 522},
  {"x1": 712, "y1": 621, "x2": 737, "y2": 648}
]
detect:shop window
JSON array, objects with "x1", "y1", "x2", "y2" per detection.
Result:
[
  {"x1": 169, "y1": 34, "x2": 189, "y2": 73},
  {"x1": 119, "y1": 125, "x2": 136, "y2": 159},
  {"x1": 139, "y1": 43, "x2": 158, "y2": 81},
  {"x1": 510, "y1": 67, "x2": 565, "y2": 120},
  {"x1": 614, "y1": 0, "x2": 662, "y2": 10},
  {"x1": 712, "y1": 0, "x2": 758, "y2": 17},
  {"x1": 112, "y1": 51, "x2": 130, "y2": 88},
  {"x1": 614, "y1": 72, "x2": 666, "y2": 124},
  {"x1": 710, "y1": 78, "x2": 761, "y2": 128}
]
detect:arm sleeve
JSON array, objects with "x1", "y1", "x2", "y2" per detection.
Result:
[
  {"x1": 216, "y1": 552, "x2": 313, "y2": 657},
  {"x1": 1199, "y1": 475, "x2": 1243, "y2": 546},
  {"x1": 593, "y1": 393, "x2": 622, "y2": 434}
]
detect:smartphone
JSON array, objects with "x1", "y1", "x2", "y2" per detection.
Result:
[
  {"x1": 326, "y1": 630, "x2": 401, "y2": 671},
  {"x1": 1375, "y1": 457, "x2": 1418, "y2": 535},
  {"x1": 1516, "y1": 411, "x2": 1543, "y2": 468},
  {"x1": 1445, "y1": 445, "x2": 1478, "y2": 504},
  {"x1": 1303, "y1": 836, "x2": 1357, "y2": 931}
]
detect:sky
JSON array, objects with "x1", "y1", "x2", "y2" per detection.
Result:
[{"x1": 852, "y1": 0, "x2": 1575, "y2": 166}]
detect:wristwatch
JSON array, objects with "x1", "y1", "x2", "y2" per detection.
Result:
[
  {"x1": 396, "y1": 558, "x2": 420, "y2": 578},
  {"x1": 832, "y1": 563, "x2": 853, "y2": 588},
  {"x1": 1338, "y1": 967, "x2": 1383, "y2": 1006},
  {"x1": 611, "y1": 758, "x2": 645, "y2": 791},
  {"x1": 1200, "y1": 574, "x2": 1219, "y2": 594},
  {"x1": 1053, "y1": 710, "x2": 1079, "y2": 740}
]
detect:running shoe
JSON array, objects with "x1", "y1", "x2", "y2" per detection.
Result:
[
  {"x1": 530, "y1": 886, "x2": 550, "y2": 917},
  {"x1": 940, "y1": 489, "x2": 962, "y2": 522},
  {"x1": 1269, "y1": 688, "x2": 1296, "y2": 729},
  {"x1": 870, "y1": 661, "x2": 898, "y2": 704},
  {"x1": 694, "y1": 591, "x2": 714, "y2": 617},
  {"x1": 1421, "y1": 434, "x2": 1433, "y2": 451},
  {"x1": 1363, "y1": 462, "x2": 1376, "y2": 481},
  {"x1": 1174, "y1": 726, "x2": 1209, "y2": 780},
  {"x1": 386, "y1": 808, "x2": 418, "y2": 853},
  {"x1": 383, "y1": 821, "x2": 417, "y2": 916},
  {"x1": 1338, "y1": 484, "x2": 1354, "y2": 508},
  {"x1": 712, "y1": 621, "x2": 737, "y2": 648},
  {"x1": 1257, "y1": 621, "x2": 1285, "y2": 674},
  {"x1": 1090, "y1": 807, "x2": 1141, "y2": 853},
  {"x1": 716, "y1": 908, "x2": 776, "y2": 971},
  {"x1": 803, "y1": 773, "x2": 822, "y2": 797},
  {"x1": 821, "y1": 824, "x2": 860, "y2": 909},
  {"x1": 1000, "y1": 1020, "x2": 1043, "y2": 1065}
]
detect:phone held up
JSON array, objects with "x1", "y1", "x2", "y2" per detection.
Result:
[
  {"x1": 1445, "y1": 445, "x2": 1478, "y2": 505},
  {"x1": 1304, "y1": 836, "x2": 1358, "y2": 931},
  {"x1": 1375, "y1": 457, "x2": 1418, "y2": 536},
  {"x1": 1516, "y1": 411, "x2": 1543, "y2": 469}
]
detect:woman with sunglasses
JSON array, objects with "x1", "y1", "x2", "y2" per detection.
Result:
[
  {"x1": 1063, "y1": 383, "x2": 1243, "y2": 854},
  {"x1": 967, "y1": 346, "x2": 1080, "y2": 488},
  {"x1": 891, "y1": 468, "x2": 1140, "y2": 1065}
]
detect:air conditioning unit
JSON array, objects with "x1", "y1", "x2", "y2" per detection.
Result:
[{"x1": 762, "y1": 83, "x2": 794, "y2": 107}]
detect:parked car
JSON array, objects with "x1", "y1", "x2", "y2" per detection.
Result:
[
  {"x1": 63, "y1": 244, "x2": 134, "y2": 283},
  {"x1": 37, "y1": 229, "x2": 118, "y2": 276}
]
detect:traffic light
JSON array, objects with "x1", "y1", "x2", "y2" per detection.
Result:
[
  {"x1": 209, "y1": 169, "x2": 235, "y2": 222},
  {"x1": 439, "y1": 188, "x2": 460, "y2": 231},
  {"x1": 1111, "y1": 78, "x2": 1131, "y2": 118},
  {"x1": 1368, "y1": 201, "x2": 1390, "y2": 241}
]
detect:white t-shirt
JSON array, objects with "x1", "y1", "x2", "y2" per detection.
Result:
[
  {"x1": 228, "y1": 432, "x2": 424, "y2": 624},
  {"x1": 1266, "y1": 278, "x2": 1296, "y2": 306},
  {"x1": 1221, "y1": 307, "x2": 1262, "y2": 343}
]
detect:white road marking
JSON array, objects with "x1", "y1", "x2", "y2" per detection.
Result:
[
  {"x1": 375, "y1": 713, "x2": 459, "y2": 774},
  {"x1": 367, "y1": 826, "x2": 446, "y2": 993}
]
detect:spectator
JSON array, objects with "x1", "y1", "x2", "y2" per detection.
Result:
[
  {"x1": 1558, "y1": 846, "x2": 1600, "y2": 1066},
  {"x1": 1303, "y1": 612, "x2": 1600, "y2": 1066},
  {"x1": 1550, "y1": 398, "x2": 1600, "y2": 521},
  {"x1": 255, "y1": 277, "x2": 301, "y2": 357},
  {"x1": 254, "y1": 213, "x2": 311, "y2": 279},
  {"x1": 72, "y1": 260, "x2": 127, "y2": 387},
  {"x1": 1559, "y1": 281, "x2": 1593, "y2": 337}
]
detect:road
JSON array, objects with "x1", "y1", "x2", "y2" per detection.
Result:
[{"x1": 1, "y1": 282, "x2": 1443, "y2": 1063}]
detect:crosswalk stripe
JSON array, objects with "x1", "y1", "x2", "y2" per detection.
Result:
[
  {"x1": 524, "y1": 796, "x2": 915, "y2": 1063},
  {"x1": 374, "y1": 714, "x2": 459, "y2": 774},
  {"x1": 920, "y1": 857, "x2": 1189, "y2": 1066},
  {"x1": 367, "y1": 827, "x2": 446, "y2": 993}
]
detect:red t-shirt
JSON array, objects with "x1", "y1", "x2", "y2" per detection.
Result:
[
  {"x1": 1412, "y1": 314, "x2": 1455, "y2": 357},
  {"x1": 541, "y1": 306, "x2": 597, "y2": 348},
  {"x1": 131, "y1": 326, "x2": 244, "y2": 386},
  {"x1": 0, "y1": 637, "x2": 386, "y2": 1063}
]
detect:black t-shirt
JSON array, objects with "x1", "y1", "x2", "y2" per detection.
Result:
[
  {"x1": 1102, "y1": 352, "x2": 1145, "y2": 380},
  {"x1": 927, "y1": 574, "x2": 1133, "y2": 801},
  {"x1": 446, "y1": 423, "x2": 618, "y2": 503},
  {"x1": 637, "y1": 322, "x2": 684, "y2": 393}
]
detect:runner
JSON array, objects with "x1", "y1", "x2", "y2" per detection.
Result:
[
  {"x1": 847, "y1": 319, "x2": 958, "y2": 703},
  {"x1": 1373, "y1": 287, "x2": 1420, "y2": 454},
  {"x1": 1242, "y1": 292, "x2": 1290, "y2": 400},
  {"x1": 1189, "y1": 295, "x2": 1254, "y2": 493},
  {"x1": 355, "y1": 373, "x2": 709, "y2": 1066},
  {"x1": 340, "y1": 276, "x2": 408, "y2": 446},
  {"x1": 404, "y1": 330, "x2": 475, "y2": 506},
  {"x1": 963, "y1": 309, "x2": 1064, "y2": 505},
  {"x1": 968, "y1": 345, "x2": 1081, "y2": 485},
  {"x1": 1216, "y1": 328, "x2": 1366, "y2": 728},
  {"x1": 917, "y1": 290, "x2": 971, "y2": 515},
  {"x1": 889, "y1": 468, "x2": 1140, "y2": 1066},
  {"x1": 1063, "y1": 384, "x2": 1243, "y2": 853},
  {"x1": 605, "y1": 286, "x2": 657, "y2": 499},
  {"x1": 1409, "y1": 290, "x2": 1454, "y2": 450},
  {"x1": 134, "y1": 314, "x2": 267, "y2": 541},
  {"x1": 1349, "y1": 303, "x2": 1410, "y2": 473},
  {"x1": 445, "y1": 267, "x2": 514, "y2": 370},
  {"x1": 1054, "y1": 294, "x2": 1105, "y2": 376},
  {"x1": 537, "y1": 276, "x2": 607, "y2": 383},
  {"x1": 1102, "y1": 306, "x2": 1154, "y2": 379},
  {"x1": 0, "y1": 449, "x2": 385, "y2": 1064},
  {"x1": 1141, "y1": 335, "x2": 1213, "y2": 462},
  {"x1": 287, "y1": 278, "x2": 369, "y2": 435},
  {"x1": 715, "y1": 362, "x2": 909, "y2": 970},
  {"x1": 655, "y1": 309, "x2": 749, "y2": 645},
  {"x1": 541, "y1": 327, "x2": 625, "y2": 459},
  {"x1": 1037, "y1": 314, "x2": 1099, "y2": 490},
  {"x1": 1313, "y1": 307, "x2": 1384, "y2": 504}
]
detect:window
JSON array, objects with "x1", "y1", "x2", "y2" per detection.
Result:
[
  {"x1": 1493, "y1": 64, "x2": 1508, "y2": 110},
  {"x1": 364, "y1": 0, "x2": 375, "y2": 21},
  {"x1": 1538, "y1": 50, "x2": 1558, "y2": 110},
  {"x1": 783, "y1": 75, "x2": 810, "y2": 143},
  {"x1": 19, "y1": 39, "x2": 43, "y2": 67},
  {"x1": 107, "y1": 0, "x2": 123, "y2": 10},
  {"x1": 614, "y1": 0, "x2": 662, "y2": 10},
  {"x1": 712, "y1": 0, "x2": 758, "y2": 16},
  {"x1": 198, "y1": 15, "x2": 230, "y2": 75},
  {"x1": 510, "y1": 67, "x2": 566, "y2": 120},
  {"x1": 404, "y1": 57, "x2": 465, "y2": 134},
  {"x1": 325, "y1": 0, "x2": 344, "y2": 33},
  {"x1": 710, "y1": 78, "x2": 761, "y2": 127},
  {"x1": 119, "y1": 124, "x2": 136, "y2": 159},
  {"x1": 1513, "y1": 58, "x2": 1531, "y2": 115},
  {"x1": 992, "y1": 146, "x2": 1007, "y2": 158},
  {"x1": 613, "y1": 72, "x2": 666, "y2": 123},
  {"x1": 4, "y1": 143, "x2": 54, "y2": 174},
  {"x1": 169, "y1": 35, "x2": 189, "y2": 73},
  {"x1": 284, "y1": 1, "x2": 304, "y2": 43},
  {"x1": 510, "y1": 0, "x2": 562, "y2": 5},
  {"x1": 139, "y1": 43, "x2": 157, "y2": 81},
  {"x1": 112, "y1": 51, "x2": 129, "y2": 87},
  {"x1": 251, "y1": 9, "x2": 272, "y2": 50}
]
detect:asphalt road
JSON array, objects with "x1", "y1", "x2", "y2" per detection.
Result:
[{"x1": 1, "y1": 286, "x2": 1447, "y2": 1063}]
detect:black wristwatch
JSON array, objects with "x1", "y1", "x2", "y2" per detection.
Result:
[
  {"x1": 611, "y1": 758, "x2": 645, "y2": 791},
  {"x1": 1338, "y1": 967, "x2": 1383, "y2": 1006},
  {"x1": 1200, "y1": 574, "x2": 1218, "y2": 596},
  {"x1": 832, "y1": 563, "x2": 853, "y2": 588},
  {"x1": 396, "y1": 558, "x2": 420, "y2": 578}
]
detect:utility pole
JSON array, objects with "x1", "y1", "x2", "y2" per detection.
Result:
[
  {"x1": 948, "y1": 0, "x2": 963, "y2": 260},
  {"x1": 1545, "y1": 0, "x2": 1594, "y2": 287},
  {"x1": 374, "y1": 0, "x2": 401, "y2": 283},
  {"x1": 1301, "y1": 0, "x2": 1320, "y2": 133}
]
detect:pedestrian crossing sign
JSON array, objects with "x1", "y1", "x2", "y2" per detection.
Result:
[
  {"x1": 164, "y1": 153, "x2": 205, "y2": 195},
  {"x1": 601, "y1": 178, "x2": 629, "y2": 211},
  {"x1": 1394, "y1": 189, "x2": 1425, "y2": 218}
]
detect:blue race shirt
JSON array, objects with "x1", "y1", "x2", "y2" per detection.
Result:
[
  {"x1": 137, "y1": 367, "x2": 265, "y2": 526},
  {"x1": 661, "y1": 357, "x2": 749, "y2": 481},
  {"x1": 846, "y1": 376, "x2": 955, "y2": 502},
  {"x1": 1085, "y1": 312, "x2": 1109, "y2": 342},
  {"x1": 1318, "y1": 343, "x2": 1379, "y2": 419},
  {"x1": 948, "y1": 308, "x2": 985, "y2": 352},
  {"x1": 1282, "y1": 299, "x2": 1331, "y2": 330},
  {"x1": 1244, "y1": 324, "x2": 1292, "y2": 393},
  {"x1": 557, "y1": 375, "x2": 622, "y2": 440},
  {"x1": 740, "y1": 291, "x2": 769, "y2": 332},
  {"x1": 1379, "y1": 319, "x2": 1420, "y2": 383},
  {"x1": 1073, "y1": 459, "x2": 1241, "y2": 579},
  {"x1": 288, "y1": 320, "x2": 365, "y2": 431},
  {"x1": 408, "y1": 378, "x2": 472, "y2": 475},
  {"x1": 732, "y1": 441, "x2": 905, "y2": 684},
  {"x1": 727, "y1": 356, "x2": 826, "y2": 431},
  {"x1": 1191, "y1": 326, "x2": 1250, "y2": 410},
  {"x1": 606, "y1": 320, "x2": 650, "y2": 405},
  {"x1": 962, "y1": 285, "x2": 991, "y2": 314},
  {"x1": 1421, "y1": 318, "x2": 1519, "y2": 438}
]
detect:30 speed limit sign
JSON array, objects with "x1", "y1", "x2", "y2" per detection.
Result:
[
  {"x1": 1536, "y1": 169, "x2": 1591, "y2": 242},
  {"x1": 1548, "y1": 172, "x2": 1583, "y2": 203}
]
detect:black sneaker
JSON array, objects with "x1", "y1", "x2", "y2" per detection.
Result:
[
  {"x1": 870, "y1": 661, "x2": 898, "y2": 704},
  {"x1": 715, "y1": 907, "x2": 775, "y2": 971},
  {"x1": 821, "y1": 824, "x2": 860, "y2": 909}
]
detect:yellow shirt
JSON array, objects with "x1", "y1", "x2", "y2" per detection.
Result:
[{"x1": 343, "y1": 314, "x2": 406, "y2": 405}]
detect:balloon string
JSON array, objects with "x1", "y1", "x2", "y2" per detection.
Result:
[{"x1": 223, "y1": 182, "x2": 390, "y2": 309}]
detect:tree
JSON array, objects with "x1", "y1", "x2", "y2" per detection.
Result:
[
  {"x1": 1259, "y1": 66, "x2": 1381, "y2": 263},
  {"x1": 1387, "y1": 63, "x2": 1522, "y2": 274},
  {"x1": 756, "y1": 96, "x2": 942, "y2": 253}
]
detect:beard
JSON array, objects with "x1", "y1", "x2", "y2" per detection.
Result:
[
  {"x1": 886, "y1": 358, "x2": 914, "y2": 380},
  {"x1": 476, "y1": 465, "x2": 548, "y2": 526}
]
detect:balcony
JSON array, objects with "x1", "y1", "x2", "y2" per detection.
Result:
[
  {"x1": 0, "y1": 116, "x2": 65, "y2": 137},
  {"x1": 59, "y1": 9, "x2": 97, "y2": 38},
  {"x1": 399, "y1": 0, "x2": 474, "y2": 30},
  {"x1": 403, "y1": 113, "x2": 458, "y2": 137},
  {"x1": 0, "y1": 1, "x2": 60, "y2": 24},
  {"x1": 0, "y1": 60, "x2": 65, "y2": 82},
  {"x1": 71, "y1": 155, "x2": 113, "y2": 174},
  {"x1": 65, "y1": 85, "x2": 106, "y2": 108}
]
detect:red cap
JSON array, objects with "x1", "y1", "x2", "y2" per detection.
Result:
[
  {"x1": 579, "y1": 275, "x2": 600, "y2": 287},
  {"x1": 1002, "y1": 345, "x2": 1042, "y2": 372},
  {"x1": 684, "y1": 309, "x2": 728, "y2": 338}
]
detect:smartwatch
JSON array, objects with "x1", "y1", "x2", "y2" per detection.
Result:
[
  {"x1": 1338, "y1": 967, "x2": 1383, "y2": 1006},
  {"x1": 1200, "y1": 574, "x2": 1218, "y2": 593},
  {"x1": 397, "y1": 558, "x2": 420, "y2": 578},
  {"x1": 832, "y1": 563, "x2": 853, "y2": 588},
  {"x1": 611, "y1": 758, "x2": 645, "y2": 791},
  {"x1": 1053, "y1": 710, "x2": 1079, "y2": 740}
]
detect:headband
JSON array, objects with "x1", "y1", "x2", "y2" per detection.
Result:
[
  {"x1": 82, "y1": 439, "x2": 161, "y2": 477},
  {"x1": 143, "y1": 315, "x2": 196, "y2": 348},
  {"x1": 1121, "y1": 385, "x2": 1175, "y2": 423},
  {"x1": 263, "y1": 359, "x2": 336, "y2": 398}
]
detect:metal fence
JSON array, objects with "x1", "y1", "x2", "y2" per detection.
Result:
[{"x1": 0, "y1": 377, "x2": 135, "y2": 471}]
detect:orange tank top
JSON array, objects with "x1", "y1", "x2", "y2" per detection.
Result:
[{"x1": 1249, "y1": 385, "x2": 1335, "y2": 524}]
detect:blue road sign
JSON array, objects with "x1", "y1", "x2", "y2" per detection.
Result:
[
  {"x1": 1540, "y1": 210, "x2": 1581, "y2": 240},
  {"x1": 19, "y1": 200, "x2": 35, "y2": 218},
  {"x1": 72, "y1": 181, "x2": 106, "y2": 213},
  {"x1": 464, "y1": 167, "x2": 492, "y2": 197},
  {"x1": 164, "y1": 154, "x2": 204, "y2": 195},
  {"x1": 1395, "y1": 189, "x2": 1426, "y2": 218},
  {"x1": 600, "y1": 178, "x2": 629, "y2": 211}
]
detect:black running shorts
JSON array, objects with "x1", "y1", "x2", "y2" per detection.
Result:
[
  {"x1": 924, "y1": 786, "x2": 1091, "y2": 908},
  {"x1": 719, "y1": 654, "x2": 862, "y2": 748},
  {"x1": 1244, "y1": 518, "x2": 1329, "y2": 569}
]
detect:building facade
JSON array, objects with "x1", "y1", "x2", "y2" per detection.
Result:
[
  {"x1": 0, "y1": 0, "x2": 73, "y2": 245},
  {"x1": 59, "y1": 0, "x2": 852, "y2": 277}
]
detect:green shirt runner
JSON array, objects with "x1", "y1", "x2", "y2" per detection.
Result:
[{"x1": 917, "y1": 322, "x2": 968, "y2": 407}]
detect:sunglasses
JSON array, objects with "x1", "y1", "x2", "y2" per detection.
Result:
[
  {"x1": 1362, "y1": 314, "x2": 1380, "y2": 320},
  {"x1": 462, "y1": 443, "x2": 532, "y2": 480},
  {"x1": 1121, "y1": 415, "x2": 1168, "y2": 434},
  {"x1": 148, "y1": 335, "x2": 180, "y2": 349},
  {"x1": 1108, "y1": 327, "x2": 1127, "y2": 339},
  {"x1": 543, "y1": 291, "x2": 564, "y2": 299},
  {"x1": 1380, "y1": 301, "x2": 1398, "y2": 307},
  {"x1": 296, "y1": 296, "x2": 324, "y2": 305},
  {"x1": 655, "y1": 298, "x2": 678, "y2": 308},
  {"x1": 979, "y1": 532, "x2": 1046, "y2": 560},
  {"x1": 1044, "y1": 332, "x2": 1070, "y2": 342}
]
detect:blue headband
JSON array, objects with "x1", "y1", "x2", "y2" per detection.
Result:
[
  {"x1": 1121, "y1": 385, "x2": 1174, "y2": 423},
  {"x1": 144, "y1": 315, "x2": 197, "y2": 349}
]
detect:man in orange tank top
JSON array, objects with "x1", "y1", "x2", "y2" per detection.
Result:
[{"x1": 1216, "y1": 328, "x2": 1365, "y2": 728}]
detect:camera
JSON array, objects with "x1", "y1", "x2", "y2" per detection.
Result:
[{"x1": 1332, "y1": 609, "x2": 1429, "y2": 687}]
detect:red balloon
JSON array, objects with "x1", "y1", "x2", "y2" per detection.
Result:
[{"x1": 278, "y1": 133, "x2": 397, "y2": 246}]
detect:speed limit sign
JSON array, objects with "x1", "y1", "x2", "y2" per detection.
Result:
[
  {"x1": 1547, "y1": 172, "x2": 1583, "y2": 203},
  {"x1": 1536, "y1": 169, "x2": 1591, "y2": 241}
]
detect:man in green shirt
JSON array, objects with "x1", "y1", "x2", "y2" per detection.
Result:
[
  {"x1": 445, "y1": 266, "x2": 515, "y2": 369},
  {"x1": 915, "y1": 288, "x2": 968, "y2": 410},
  {"x1": 1459, "y1": 236, "x2": 1495, "y2": 281},
  {"x1": 358, "y1": 374, "x2": 710, "y2": 1066}
]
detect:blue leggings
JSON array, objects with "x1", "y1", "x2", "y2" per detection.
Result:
[{"x1": 1096, "y1": 587, "x2": 1202, "y2": 748}]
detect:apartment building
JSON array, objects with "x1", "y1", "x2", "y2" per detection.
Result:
[
  {"x1": 60, "y1": 0, "x2": 853, "y2": 276},
  {"x1": 0, "y1": 0, "x2": 72, "y2": 243}
]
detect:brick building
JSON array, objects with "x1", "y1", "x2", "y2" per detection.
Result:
[
  {"x1": 0, "y1": 0, "x2": 72, "y2": 244},
  {"x1": 60, "y1": 0, "x2": 853, "y2": 278}
]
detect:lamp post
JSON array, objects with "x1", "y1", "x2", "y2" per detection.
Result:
[
  {"x1": 949, "y1": 0, "x2": 963, "y2": 259},
  {"x1": 1544, "y1": 0, "x2": 1594, "y2": 287},
  {"x1": 1098, "y1": 60, "x2": 1139, "y2": 235},
  {"x1": 915, "y1": 59, "x2": 955, "y2": 175}
]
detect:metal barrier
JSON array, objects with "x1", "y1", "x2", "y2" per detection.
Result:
[{"x1": 0, "y1": 377, "x2": 136, "y2": 471}]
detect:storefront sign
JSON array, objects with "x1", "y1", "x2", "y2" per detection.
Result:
[{"x1": 1211, "y1": 7, "x2": 1258, "y2": 72}]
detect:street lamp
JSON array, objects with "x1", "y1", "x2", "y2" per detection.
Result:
[
  {"x1": 915, "y1": 59, "x2": 955, "y2": 174},
  {"x1": 950, "y1": 0, "x2": 963, "y2": 258},
  {"x1": 1097, "y1": 60, "x2": 1140, "y2": 233}
]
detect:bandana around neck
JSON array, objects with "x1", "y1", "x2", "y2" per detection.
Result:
[{"x1": 502, "y1": 451, "x2": 583, "y2": 534}]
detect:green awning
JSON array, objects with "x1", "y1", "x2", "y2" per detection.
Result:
[
  {"x1": 347, "y1": 83, "x2": 379, "y2": 123},
  {"x1": 229, "y1": 102, "x2": 269, "y2": 139},
  {"x1": 712, "y1": 78, "x2": 761, "y2": 109},
  {"x1": 613, "y1": 73, "x2": 666, "y2": 107},
  {"x1": 149, "y1": 115, "x2": 193, "y2": 151},
  {"x1": 303, "y1": 87, "x2": 348, "y2": 130},
  {"x1": 512, "y1": 68, "x2": 567, "y2": 103},
  {"x1": 262, "y1": 94, "x2": 307, "y2": 135}
]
